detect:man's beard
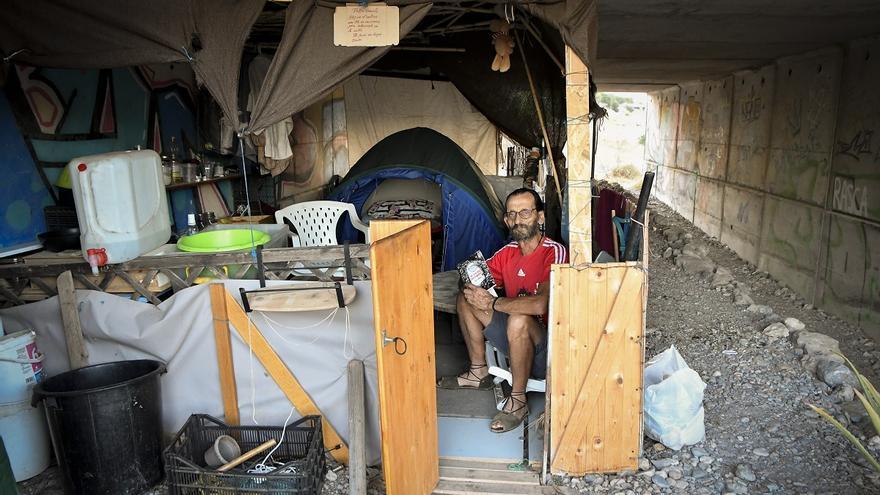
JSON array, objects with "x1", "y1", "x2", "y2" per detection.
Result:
[{"x1": 511, "y1": 221, "x2": 540, "y2": 241}]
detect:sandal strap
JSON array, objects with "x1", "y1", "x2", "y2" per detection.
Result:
[
  {"x1": 504, "y1": 393, "x2": 528, "y2": 412},
  {"x1": 459, "y1": 364, "x2": 488, "y2": 384}
]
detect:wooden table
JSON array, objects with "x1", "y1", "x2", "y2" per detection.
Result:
[{"x1": 432, "y1": 270, "x2": 460, "y2": 314}]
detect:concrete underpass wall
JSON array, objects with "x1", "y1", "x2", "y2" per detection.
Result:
[{"x1": 647, "y1": 35, "x2": 880, "y2": 339}]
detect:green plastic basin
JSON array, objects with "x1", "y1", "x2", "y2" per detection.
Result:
[{"x1": 177, "y1": 229, "x2": 271, "y2": 253}]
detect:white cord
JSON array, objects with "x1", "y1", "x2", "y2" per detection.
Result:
[
  {"x1": 342, "y1": 306, "x2": 353, "y2": 360},
  {"x1": 259, "y1": 405, "x2": 296, "y2": 466},
  {"x1": 247, "y1": 317, "x2": 258, "y2": 425}
]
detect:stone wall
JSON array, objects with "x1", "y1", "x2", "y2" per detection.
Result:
[{"x1": 648, "y1": 35, "x2": 880, "y2": 339}]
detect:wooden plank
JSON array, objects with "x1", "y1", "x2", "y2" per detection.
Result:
[
  {"x1": 0, "y1": 280, "x2": 24, "y2": 305},
  {"x1": 248, "y1": 284, "x2": 356, "y2": 312},
  {"x1": 0, "y1": 245, "x2": 370, "y2": 278},
  {"x1": 370, "y1": 220, "x2": 438, "y2": 495},
  {"x1": 115, "y1": 270, "x2": 162, "y2": 305},
  {"x1": 349, "y1": 360, "x2": 367, "y2": 495},
  {"x1": 56, "y1": 271, "x2": 88, "y2": 369},
  {"x1": 98, "y1": 271, "x2": 117, "y2": 290},
  {"x1": 433, "y1": 480, "x2": 575, "y2": 495},
  {"x1": 440, "y1": 458, "x2": 538, "y2": 473},
  {"x1": 159, "y1": 269, "x2": 188, "y2": 292},
  {"x1": 439, "y1": 467, "x2": 538, "y2": 485},
  {"x1": 550, "y1": 266, "x2": 645, "y2": 474},
  {"x1": 565, "y1": 46, "x2": 592, "y2": 262},
  {"x1": 73, "y1": 273, "x2": 102, "y2": 291},
  {"x1": 370, "y1": 219, "x2": 423, "y2": 243},
  {"x1": 224, "y1": 290, "x2": 350, "y2": 464},
  {"x1": 210, "y1": 283, "x2": 239, "y2": 425},
  {"x1": 29, "y1": 277, "x2": 57, "y2": 297}
]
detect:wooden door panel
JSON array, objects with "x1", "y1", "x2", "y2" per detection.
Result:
[{"x1": 370, "y1": 220, "x2": 438, "y2": 494}]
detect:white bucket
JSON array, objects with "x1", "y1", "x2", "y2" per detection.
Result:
[
  {"x1": 0, "y1": 399, "x2": 51, "y2": 481},
  {"x1": 0, "y1": 330, "x2": 44, "y2": 404}
]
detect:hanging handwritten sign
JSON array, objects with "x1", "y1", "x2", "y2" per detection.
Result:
[{"x1": 333, "y1": 3, "x2": 400, "y2": 47}]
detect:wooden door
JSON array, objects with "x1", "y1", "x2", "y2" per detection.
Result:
[
  {"x1": 370, "y1": 220, "x2": 439, "y2": 495},
  {"x1": 549, "y1": 264, "x2": 646, "y2": 474}
]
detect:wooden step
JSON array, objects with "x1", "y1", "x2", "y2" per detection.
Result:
[{"x1": 433, "y1": 458, "x2": 575, "y2": 495}]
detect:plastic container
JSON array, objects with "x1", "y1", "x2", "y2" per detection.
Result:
[
  {"x1": 165, "y1": 414, "x2": 325, "y2": 495},
  {"x1": 177, "y1": 229, "x2": 271, "y2": 253},
  {"x1": 203, "y1": 223, "x2": 290, "y2": 249},
  {"x1": 0, "y1": 330, "x2": 44, "y2": 404},
  {"x1": 32, "y1": 360, "x2": 167, "y2": 495},
  {"x1": 67, "y1": 150, "x2": 172, "y2": 274},
  {"x1": 0, "y1": 400, "x2": 51, "y2": 481}
]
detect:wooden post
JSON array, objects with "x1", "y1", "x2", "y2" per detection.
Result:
[
  {"x1": 348, "y1": 360, "x2": 366, "y2": 495},
  {"x1": 56, "y1": 271, "x2": 88, "y2": 369},
  {"x1": 210, "y1": 283, "x2": 240, "y2": 425},
  {"x1": 565, "y1": 46, "x2": 593, "y2": 264}
]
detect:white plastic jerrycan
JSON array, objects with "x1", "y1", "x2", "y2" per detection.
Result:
[{"x1": 67, "y1": 150, "x2": 171, "y2": 274}]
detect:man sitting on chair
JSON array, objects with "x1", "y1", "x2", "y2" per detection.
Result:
[{"x1": 438, "y1": 188, "x2": 567, "y2": 433}]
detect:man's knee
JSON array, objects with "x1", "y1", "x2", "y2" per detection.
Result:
[{"x1": 506, "y1": 314, "x2": 533, "y2": 341}]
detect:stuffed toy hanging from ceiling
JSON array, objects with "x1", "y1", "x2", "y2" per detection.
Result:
[{"x1": 490, "y1": 19, "x2": 515, "y2": 72}]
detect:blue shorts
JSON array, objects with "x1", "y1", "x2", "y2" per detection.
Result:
[{"x1": 483, "y1": 311, "x2": 548, "y2": 379}]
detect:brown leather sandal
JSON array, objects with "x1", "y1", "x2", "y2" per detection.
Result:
[
  {"x1": 490, "y1": 392, "x2": 529, "y2": 433},
  {"x1": 437, "y1": 364, "x2": 494, "y2": 390}
]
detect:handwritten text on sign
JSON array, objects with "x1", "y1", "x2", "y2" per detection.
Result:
[{"x1": 334, "y1": 4, "x2": 399, "y2": 47}]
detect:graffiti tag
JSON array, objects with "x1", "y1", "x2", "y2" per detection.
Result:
[
  {"x1": 836, "y1": 129, "x2": 874, "y2": 160},
  {"x1": 832, "y1": 176, "x2": 869, "y2": 217},
  {"x1": 740, "y1": 86, "x2": 762, "y2": 123}
]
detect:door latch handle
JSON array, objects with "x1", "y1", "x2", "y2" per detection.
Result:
[{"x1": 381, "y1": 329, "x2": 407, "y2": 355}]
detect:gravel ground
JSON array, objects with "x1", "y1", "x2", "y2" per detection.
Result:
[
  {"x1": 553, "y1": 201, "x2": 880, "y2": 495},
  {"x1": 18, "y1": 200, "x2": 880, "y2": 494}
]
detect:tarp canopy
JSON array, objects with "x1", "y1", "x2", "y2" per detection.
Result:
[
  {"x1": 0, "y1": 0, "x2": 596, "y2": 138},
  {"x1": 329, "y1": 127, "x2": 506, "y2": 270}
]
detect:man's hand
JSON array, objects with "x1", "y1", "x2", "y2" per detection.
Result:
[{"x1": 462, "y1": 283, "x2": 494, "y2": 312}]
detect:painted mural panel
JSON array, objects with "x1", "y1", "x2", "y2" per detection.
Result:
[
  {"x1": 697, "y1": 77, "x2": 732, "y2": 180},
  {"x1": 829, "y1": 36, "x2": 880, "y2": 222},
  {"x1": 720, "y1": 185, "x2": 764, "y2": 265},
  {"x1": 694, "y1": 177, "x2": 723, "y2": 238},
  {"x1": 728, "y1": 66, "x2": 774, "y2": 190},
  {"x1": 280, "y1": 88, "x2": 348, "y2": 205},
  {"x1": 676, "y1": 82, "x2": 703, "y2": 173},
  {"x1": 758, "y1": 196, "x2": 823, "y2": 298},
  {"x1": 0, "y1": 92, "x2": 52, "y2": 254},
  {"x1": 3, "y1": 64, "x2": 201, "y2": 242},
  {"x1": 767, "y1": 48, "x2": 842, "y2": 206},
  {"x1": 659, "y1": 86, "x2": 680, "y2": 168}
]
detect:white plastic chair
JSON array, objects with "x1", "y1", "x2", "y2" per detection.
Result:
[
  {"x1": 274, "y1": 200, "x2": 370, "y2": 247},
  {"x1": 486, "y1": 342, "x2": 546, "y2": 411},
  {"x1": 274, "y1": 200, "x2": 370, "y2": 278}
]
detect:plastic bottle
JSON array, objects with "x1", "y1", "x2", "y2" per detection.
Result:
[{"x1": 179, "y1": 214, "x2": 199, "y2": 238}]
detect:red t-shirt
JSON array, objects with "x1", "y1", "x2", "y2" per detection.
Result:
[{"x1": 486, "y1": 237, "x2": 568, "y2": 322}]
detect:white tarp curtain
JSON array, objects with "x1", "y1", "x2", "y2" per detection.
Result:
[
  {"x1": 0, "y1": 280, "x2": 384, "y2": 465},
  {"x1": 344, "y1": 75, "x2": 498, "y2": 175}
]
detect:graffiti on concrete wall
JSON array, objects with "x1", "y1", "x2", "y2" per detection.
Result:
[
  {"x1": 832, "y1": 175, "x2": 870, "y2": 217},
  {"x1": 740, "y1": 85, "x2": 763, "y2": 123},
  {"x1": 836, "y1": 129, "x2": 874, "y2": 160}
]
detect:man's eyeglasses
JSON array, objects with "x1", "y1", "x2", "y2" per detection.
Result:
[{"x1": 504, "y1": 208, "x2": 537, "y2": 220}]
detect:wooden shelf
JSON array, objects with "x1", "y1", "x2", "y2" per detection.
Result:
[{"x1": 165, "y1": 174, "x2": 241, "y2": 191}]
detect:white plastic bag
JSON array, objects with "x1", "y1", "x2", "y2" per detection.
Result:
[{"x1": 643, "y1": 345, "x2": 706, "y2": 450}]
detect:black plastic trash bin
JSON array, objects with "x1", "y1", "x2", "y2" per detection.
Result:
[{"x1": 32, "y1": 359, "x2": 166, "y2": 495}]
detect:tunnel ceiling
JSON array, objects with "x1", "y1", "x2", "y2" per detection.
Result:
[{"x1": 594, "y1": 0, "x2": 880, "y2": 90}]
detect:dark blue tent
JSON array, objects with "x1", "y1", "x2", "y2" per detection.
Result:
[{"x1": 329, "y1": 127, "x2": 506, "y2": 271}]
